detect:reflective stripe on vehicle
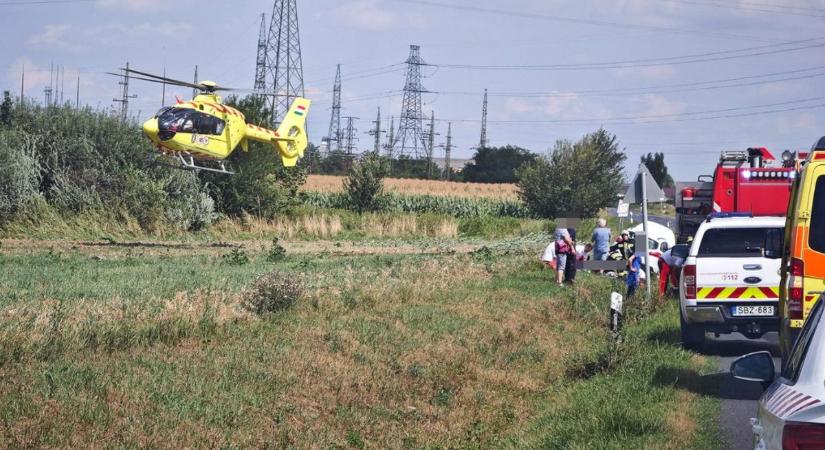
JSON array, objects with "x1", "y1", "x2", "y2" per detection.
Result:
[
  {"x1": 765, "y1": 384, "x2": 823, "y2": 419},
  {"x1": 696, "y1": 286, "x2": 779, "y2": 299}
]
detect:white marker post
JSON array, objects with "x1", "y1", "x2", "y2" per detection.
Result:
[
  {"x1": 610, "y1": 292, "x2": 623, "y2": 341},
  {"x1": 641, "y1": 169, "x2": 652, "y2": 300}
]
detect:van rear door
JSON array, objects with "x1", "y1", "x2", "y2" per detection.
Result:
[{"x1": 695, "y1": 227, "x2": 782, "y2": 305}]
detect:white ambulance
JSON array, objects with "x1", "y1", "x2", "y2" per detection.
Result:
[{"x1": 679, "y1": 213, "x2": 785, "y2": 350}]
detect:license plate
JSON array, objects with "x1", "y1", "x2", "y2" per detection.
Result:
[{"x1": 731, "y1": 305, "x2": 775, "y2": 316}]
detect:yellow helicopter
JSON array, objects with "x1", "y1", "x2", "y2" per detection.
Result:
[{"x1": 116, "y1": 68, "x2": 310, "y2": 174}]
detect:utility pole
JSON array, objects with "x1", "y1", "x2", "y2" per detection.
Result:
[
  {"x1": 265, "y1": 0, "x2": 305, "y2": 127},
  {"x1": 480, "y1": 88, "x2": 488, "y2": 148},
  {"x1": 60, "y1": 65, "x2": 65, "y2": 105},
  {"x1": 192, "y1": 65, "x2": 199, "y2": 99},
  {"x1": 19, "y1": 63, "x2": 24, "y2": 106},
  {"x1": 384, "y1": 116, "x2": 395, "y2": 158},
  {"x1": 394, "y1": 45, "x2": 429, "y2": 158},
  {"x1": 253, "y1": 13, "x2": 268, "y2": 92},
  {"x1": 325, "y1": 64, "x2": 342, "y2": 154},
  {"x1": 444, "y1": 122, "x2": 453, "y2": 181},
  {"x1": 425, "y1": 110, "x2": 438, "y2": 178},
  {"x1": 369, "y1": 107, "x2": 382, "y2": 154},
  {"x1": 44, "y1": 63, "x2": 53, "y2": 106},
  {"x1": 161, "y1": 67, "x2": 166, "y2": 106},
  {"x1": 113, "y1": 62, "x2": 137, "y2": 121},
  {"x1": 75, "y1": 76, "x2": 80, "y2": 109}
]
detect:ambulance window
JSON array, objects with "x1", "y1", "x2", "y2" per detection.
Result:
[
  {"x1": 697, "y1": 227, "x2": 779, "y2": 257},
  {"x1": 781, "y1": 296, "x2": 823, "y2": 383},
  {"x1": 808, "y1": 177, "x2": 825, "y2": 253}
]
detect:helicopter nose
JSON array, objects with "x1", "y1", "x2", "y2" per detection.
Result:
[{"x1": 142, "y1": 119, "x2": 159, "y2": 140}]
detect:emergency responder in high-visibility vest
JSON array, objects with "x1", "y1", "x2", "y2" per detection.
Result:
[{"x1": 618, "y1": 231, "x2": 634, "y2": 260}]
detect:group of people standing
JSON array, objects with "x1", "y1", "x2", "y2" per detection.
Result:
[{"x1": 542, "y1": 218, "x2": 644, "y2": 298}]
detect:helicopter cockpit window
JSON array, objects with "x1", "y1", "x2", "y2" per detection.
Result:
[
  {"x1": 154, "y1": 106, "x2": 172, "y2": 118},
  {"x1": 157, "y1": 108, "x2": 225, "y2": 136}
]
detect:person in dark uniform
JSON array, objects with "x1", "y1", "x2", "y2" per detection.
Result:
[{"x1": 564, "y1": 228, "x2": 578, "y2": 284}]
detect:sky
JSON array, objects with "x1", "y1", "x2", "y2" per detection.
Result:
[{"x1": 2, "y1": 0, "x2": 825, "y2": 181}]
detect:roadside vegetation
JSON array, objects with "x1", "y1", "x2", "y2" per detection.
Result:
[{"x1": 0, "y1": 240, "x2": 717, "y2": 448}]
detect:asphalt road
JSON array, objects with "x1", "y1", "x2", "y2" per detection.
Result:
[
  {"x1": 700, "y1": 332, "x2": 781, "y2": 450},
  {"x1": 606, "y1": 208, "x2": 675, "y2": 230}
]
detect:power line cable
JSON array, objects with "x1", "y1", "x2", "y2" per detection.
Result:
[
  {"x1": 432, "y1": 68, "x2": 825, "y2": 98},
  {"x1": 429, "y1": 40, "x2": 825, "y2": 71},
  {"x1": 0, "y1": 0, "x2": 93, "y2": 4},
  {"x1": 389, "y1": 0, "x2": 822, "y2": 44},
  {"x1": 434, "y1": 95, "x2": 825, "y2": 124},
  {"x1": 703, "y1": 0, "x2": 825, "y2": 13},
  {"x1": 663, "y1": 0, "x2": 825, "y2": 17}
]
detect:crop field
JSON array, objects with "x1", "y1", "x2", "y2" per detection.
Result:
[
  {"x1": 304, "y1": 175, "x2": 519, "y2": 200},
  {"x1": 0, "y1": 235, "x2": 719, "y2": 448}
]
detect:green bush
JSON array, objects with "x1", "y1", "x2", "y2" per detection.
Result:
[
  {"x1": 266, "y1": 238, "x2": 287, "y2": 262},
  {"x1": 344, "y1": 153, "x2": 388, "y2": 213},
  {"x1": 222, "y1": 248, "x2": 250, "y2": 265},
  {"x1": 242, "y1": 271, "x2": 303, "y2": 315}
]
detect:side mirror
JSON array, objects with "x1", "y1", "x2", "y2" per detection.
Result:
[
  {"x1": 660, "y1": 242, "x2": 670, "y2": 252},
  {"x1": 731, "y1": 351, "x2": 775, "y2": 387},
  {"x1": 765, "y1": 229, "x2": 784, "y2": 259},
  {"x1": 698, "y1": 175, "x2": 713, "y2": 183}
]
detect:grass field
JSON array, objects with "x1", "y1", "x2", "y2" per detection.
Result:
[
  {"x1": 0, "y1": 236, "x2": 719, "y2": 448},
  {"x1": 304, "y1": 175, "x2": 519, "y2": 200}
]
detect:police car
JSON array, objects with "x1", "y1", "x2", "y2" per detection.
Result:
[
  {"x1": 731, "y1": 296, "x2": 825, "y2": 449},
  {"x1": 679, "y1": 213, "x2": 785, "y2": 350}
]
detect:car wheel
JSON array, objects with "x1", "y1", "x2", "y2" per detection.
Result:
[{"x1": 680, "y1": 308, "x2": 704, "y2": 351}]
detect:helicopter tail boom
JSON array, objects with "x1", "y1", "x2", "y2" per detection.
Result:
[{"x1": 243, "y1": 98, "x2": 310, "y2": 167}]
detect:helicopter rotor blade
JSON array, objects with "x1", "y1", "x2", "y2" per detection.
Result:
[
  {"x1": 107, "y1": 72, "x2": 198, "y2": 89},
  {"x1": 119, "y1": 67, "x2": 204, "y2": 91}
]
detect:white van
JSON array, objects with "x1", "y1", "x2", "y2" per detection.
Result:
[{"x1": 679, "y1": 214, "x2": 785, "y2": 350}]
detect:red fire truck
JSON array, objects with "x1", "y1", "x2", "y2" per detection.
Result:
[{"x1": 675, "y1": 147, "x2": 801, "y2": 243}]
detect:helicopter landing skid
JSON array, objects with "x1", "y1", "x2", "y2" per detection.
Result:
[{"x1": 148, "y1": 152, "x2": 234, "y2": 175}]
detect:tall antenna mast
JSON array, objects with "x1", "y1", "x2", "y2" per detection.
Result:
[
  {"x1": 253, "y1": 13, "x2": 268, "y2": 92},
  {"x1": 479, "y1": 88, "x2": 488, "y2": 148},
  {"x1": 325, "y1": 64, "x2": 342, "y2": 153},
  {"x1": 265, "y1": 0, "x2": 305, "y2": 127},
  {"x1": 393, "y1": 45, "x2": 428, "y2": 158}
]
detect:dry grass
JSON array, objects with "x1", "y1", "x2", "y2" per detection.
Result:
[
  {"x1": 211, "y1": 212, "x2": 459, "y2": 239},
  {"x1": 304, "y1": 174, "x2": 519, "y2": 200}
]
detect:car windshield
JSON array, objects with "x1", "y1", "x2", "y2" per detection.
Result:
[{"x1": 697, "y1": 227, "x2": 782, "y2": 257}]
